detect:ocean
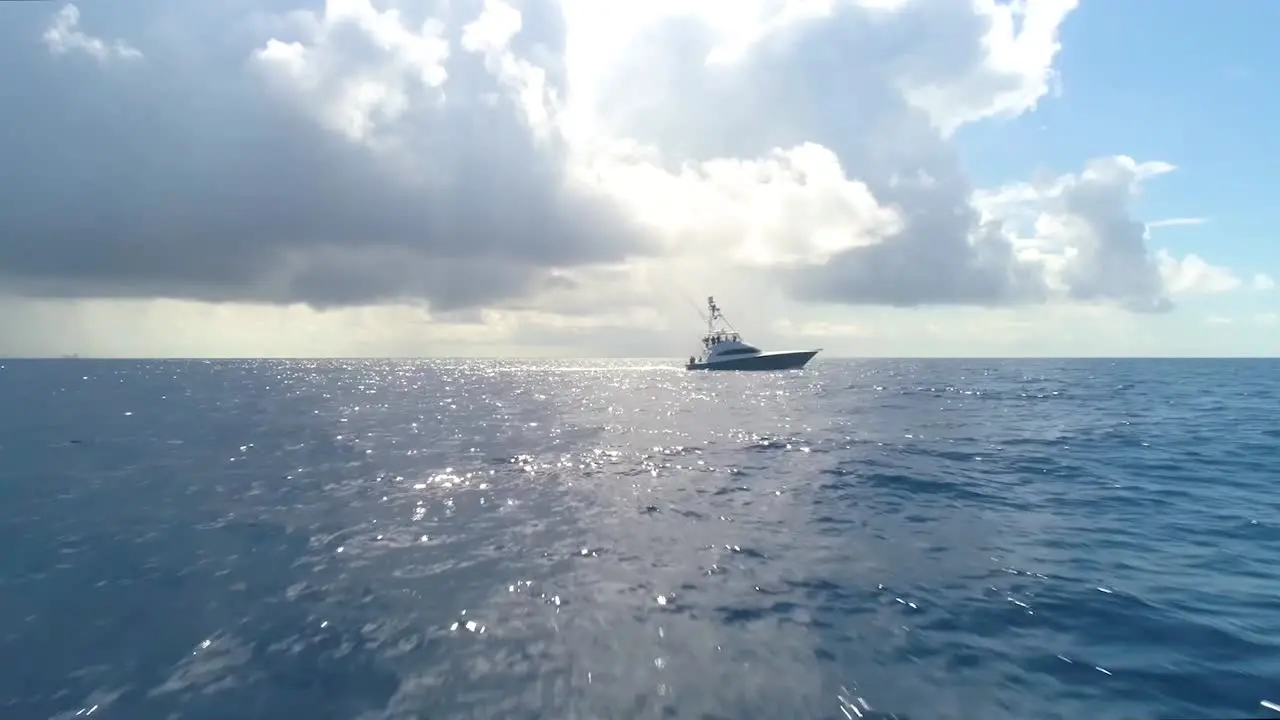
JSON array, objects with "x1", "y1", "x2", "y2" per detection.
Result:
[{"x1": 1, "y1": 358, "x2": 1276, "y2": 720}]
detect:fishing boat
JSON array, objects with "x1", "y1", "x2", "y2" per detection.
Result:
[{"x1": 685, "y1": 296, "x2": 820, "y2": 371}]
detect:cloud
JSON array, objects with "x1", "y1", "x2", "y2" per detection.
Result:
[
  {"x1": 1, "y1": 0, "x2": 652, "y2": 312},
  {"x1": 0, "y1": 295, "x2": 521, "y2": 358},
  {"x1": 0, "y1": 0, "x2": 1258, "y2": 355},
  {"x1": 42, "y1": 4, "x2": 143, "y2": 62},
  {"x1": 1146, "y1": 217, "x2": 1207, "y2": 229},
  {"x1": 968, "y1": 156, "x2": 1234, "y2": 311},
  {"x1": 1253, "y1": 273, "x2": 1276, "y2": 291},
  {"x1": 559, "y1": 0, "x2": 1078, "y2": 310},
  {"x1": 1157, "y1": 252, "x2": 1242, "y2": 296}
]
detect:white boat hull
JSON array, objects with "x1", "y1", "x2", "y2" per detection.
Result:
[{"x1": 686, "y1": 349, "x2": 819, "y2": 371}]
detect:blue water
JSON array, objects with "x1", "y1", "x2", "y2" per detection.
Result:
[{"x1": 1, "y1": 359, "x2": 1277, "y2": 720}]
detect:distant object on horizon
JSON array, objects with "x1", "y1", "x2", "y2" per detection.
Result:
[{"x1": 684, "y1": 296, "x2": 820, "y2": 371}]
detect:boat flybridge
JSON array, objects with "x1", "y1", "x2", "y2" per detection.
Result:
[{"x1": 685, "y1": 296, "x2": 821, "y2": 371}]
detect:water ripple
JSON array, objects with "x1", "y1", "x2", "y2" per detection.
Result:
[{"x1": 0, "y1": 357, "x2": 1277, "y2": 719}]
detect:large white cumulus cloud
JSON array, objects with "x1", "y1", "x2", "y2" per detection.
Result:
[{"x1": 0, "y1": 0, "x2": 1248, "y2": 334}]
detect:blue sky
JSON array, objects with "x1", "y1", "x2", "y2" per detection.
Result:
[{"x1": 960, "y1": 1, "x2": 1280, "y2": 285}]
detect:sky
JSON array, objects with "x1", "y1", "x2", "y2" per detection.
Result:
[{"x1": 0, "y1": 0, "x2": 1276, "y2": 358}]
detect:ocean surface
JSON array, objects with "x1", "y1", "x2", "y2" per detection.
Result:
[{"x1": 1, "y1": 358, "x2": 1278, "y2": 720}]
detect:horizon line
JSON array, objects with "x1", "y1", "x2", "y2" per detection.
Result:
[{"x1": 2, "y1": 355, "x2": 1278, "y2": 361}]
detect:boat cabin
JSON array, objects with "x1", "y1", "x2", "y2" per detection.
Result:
[
  {"x1": 687, "y1": 296, "x2": 762, "y2": 366},
  {"x1": 690, "y1": 330, "x2": 762, "y2": 365},
  {"x1": 701, "y1": 332, "x2": 759, "y2": 355}
]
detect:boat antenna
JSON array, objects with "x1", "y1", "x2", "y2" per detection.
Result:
[{"x1": 706, "y1": 296, "x2": 740, "y2": 335}]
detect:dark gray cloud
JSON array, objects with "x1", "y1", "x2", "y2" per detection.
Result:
[{"x1": 0, "y1": 0, "x2": 650, "y2": 311}]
